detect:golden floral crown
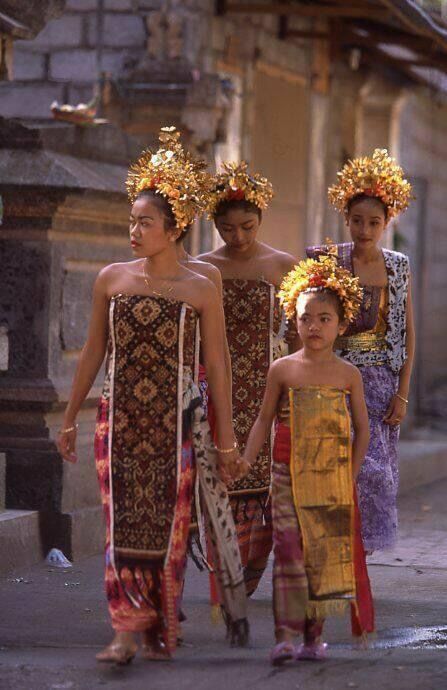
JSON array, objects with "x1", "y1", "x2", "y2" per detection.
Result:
[
  {"x1": 278, "y1": 256, "x2": 363, "y2": 323},
  {"x1": 126, "y1": 126, "x2": 209, "y2": 231},
  {"x1": 206, "y1": 161, "x2": 274, "y2": 218},
  {"x1": 328, "y1": 148, "x2": 413, "y2": 220}
]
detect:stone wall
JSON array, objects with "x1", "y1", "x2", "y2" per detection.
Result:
[{"x1": 394, "y1": 89, "x2": 447, "y2": 422}]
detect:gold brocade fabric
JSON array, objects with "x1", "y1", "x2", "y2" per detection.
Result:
[
  {"x1": 336, "y1": 287, "x2": 388, "y2": 354},
  {"x1": 289, "y1": 386, "x2": 356, "y2": 619}
]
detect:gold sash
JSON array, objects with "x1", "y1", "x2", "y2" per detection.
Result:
[{"x1": 289, "y1": 386, "x2": 356, "y2": 619}]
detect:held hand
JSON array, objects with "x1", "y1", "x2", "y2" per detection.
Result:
[
  {"x1": 233, "y1": 456, "x2": 251, "y2": 481},
  {"x1": 383, "y1": 395, "x2": 407, "y2": 426},
  {"x1": 57, "y1": 426, "x2": 78, "y2": 463},
  {"x1": 217, "y1": 449, "x2": 239, "y2": 484}
]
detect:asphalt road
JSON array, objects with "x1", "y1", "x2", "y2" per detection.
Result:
[{"x1": 0, "y1": 480, "x2": 446, "y2": 690}]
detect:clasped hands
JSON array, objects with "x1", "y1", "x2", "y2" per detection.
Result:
[{"x1": 218, "y1": 450, "x2": 251, "y2": 485}]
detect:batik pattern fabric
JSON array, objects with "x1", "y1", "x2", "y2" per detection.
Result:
[
  {"x1": 306, "y1": 243, "x2": 410, "y2": 373},
  {"x1": 273, "y1": 405, "x2": 374, "y2": 637},
  {"x1": 189, "y1": 391, "x2": 248, "y2": 634},
  {"x1": 356, "y1": 365, "x2": 399, "y2": 551},
  {"x1": 222, "y1": 279, "x2": 293, "y2": 593},
  {"x1": 98, "y1": 294, "x2": 198, "y2": 653}
]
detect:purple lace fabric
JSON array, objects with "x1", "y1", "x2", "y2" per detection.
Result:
[{"x1": 356, "y1": 365, "x2": 399, "y2": 551}]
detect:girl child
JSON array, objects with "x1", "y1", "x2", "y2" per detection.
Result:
[
  {"x1": 308, "y1": 149, "x2": 415, "y2": 552},
  {"x1": 237, "y1": 255, "x2": 374, "y2": 664},
  {"x1": 57, "y1": 127, "x2": 248, "y2": 664}
]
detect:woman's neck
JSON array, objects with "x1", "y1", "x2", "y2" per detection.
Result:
[
  {"x1": 352, "y1": 243, "x2": 382, "y2": 263},
  {"x1": 145, "y1": 246, "x2": 181, "y2": 278},
  {"x1": 224, "y1": 241, "x2": 259, "y2": 262},
  {"x1": 176, "y1": 243, "x2": 189, "y2": 263}
]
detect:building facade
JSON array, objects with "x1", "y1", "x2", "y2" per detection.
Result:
[{"x1": 1, "y1": 0, "x2": 446, "y2": 568}]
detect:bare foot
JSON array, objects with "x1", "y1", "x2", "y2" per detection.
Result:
[
  {"x1": 96, "y1": 632, "x2": 138, "y2": 665},
  {"x1": 141, "y1": 629, "x2": 171, "y2": 661}
]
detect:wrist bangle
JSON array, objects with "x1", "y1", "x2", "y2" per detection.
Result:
[
  {"x1": 58, "y1": 423, "x2": 79, "y2": 435},
  {"x1": 215, "y1": 441, "x2": 238, "y2": 454},
  {"x1": 396, "y1": 393, "x2": 409, "y2": 405}
]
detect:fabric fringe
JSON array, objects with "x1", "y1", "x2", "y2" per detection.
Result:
[
  {"x1": 232, "y1": 492, "x2": 270, "y2": 522},
  {"x1": 211, "y1": 604, "x2": 223, "y2": 626},
  {"x1": 305, "y1": 599, "x2": 350, "y2": 620},
  {"x1": 188, "y1": 535, "x2": 213, "y2": 573}
]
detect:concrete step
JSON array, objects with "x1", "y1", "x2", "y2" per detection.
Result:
[
  {"x1": 0, "y1": 509, "x2": 42, "y2": 575},
  {"x1": 399, "y1": 429, "x2": 447, "y2": 495}
]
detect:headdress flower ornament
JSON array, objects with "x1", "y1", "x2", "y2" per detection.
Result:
[
  {"x1": 278, "y1": 256, "x2": 363, "y2": 323},
  {"x1": 328, "y1": 148, "x2": 413, "y2": 220},
  {"x1": 126, "y1": 126, "x2": 209, "y2": 231},
  {"x1": 206, "y1": 161, "x2": 274, "y2": 218}
]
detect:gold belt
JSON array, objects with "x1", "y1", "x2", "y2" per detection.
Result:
[{"x1": 336, "y1": 332, "x2": 387, "y2": 353}]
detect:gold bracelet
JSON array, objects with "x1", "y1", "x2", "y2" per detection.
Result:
[
  {"x1": 58, "y1": 423, "x2": 79, "y2": 435},
  {"x1": 215, "y1": 441, "x2": 238, "y2": 454},
  {"x1": 395, "y1": 393, "x2": 409, "y2": 405}
]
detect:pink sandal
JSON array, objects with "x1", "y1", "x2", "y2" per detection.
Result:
[
  {"x1": 296, "y1": 641, "x2": 328, "y2": 661},
  {"x1": 270, "y1": 641, "x2": 296, "y2": 666}
]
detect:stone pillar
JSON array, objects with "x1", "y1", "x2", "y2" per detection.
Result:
[{"x1": 0, "y1": 117, "x2": 139, "y2": 563}]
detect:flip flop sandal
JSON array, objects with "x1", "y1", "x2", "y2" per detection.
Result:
[{"x1": 270, "y1": 641, "x2": 296, "y2": 666}]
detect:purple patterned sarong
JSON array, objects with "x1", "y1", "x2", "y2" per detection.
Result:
[{"x1": 356, "y1": 365, "x2": 399, "y2": 551}]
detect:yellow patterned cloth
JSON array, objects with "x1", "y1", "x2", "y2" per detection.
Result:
[{"x1": 289, "y1": 386, "x2": 356, "y2": 619}]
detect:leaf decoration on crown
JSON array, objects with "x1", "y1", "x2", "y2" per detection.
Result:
[
  {"x1": 278, "y1": 256, "x2": 363, "y2": 323},
  {"x1": 328, "y1": 148, "x2": 413, "y2": 220},
  {"x1": 206, "y1": 161, "x2": 274, "y2": 218},
  {"x1": 126, "y1": 126, "x2": 210, "y2": 231}
]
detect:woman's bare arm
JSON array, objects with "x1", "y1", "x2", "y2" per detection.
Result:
[
  {"x1": 349, "y1": 366, "x2": 370, "y2": 480},
  {"x1": 58, "y1": 270, "x2": 110, "y2": 463}
]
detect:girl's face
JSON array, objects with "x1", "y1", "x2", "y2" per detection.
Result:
[
  {"x1": 129, "y1": 197, "x2": 179, "y2": 257},
  {"x1": 296, "y1": 292, "x2": 346, "y2": 351},
  {"x1": 346, "y1": 198, "x2": 387, "y2": 249},
  {"x1": 215, "y1": 209, "x2": 260, "y2": 253}
]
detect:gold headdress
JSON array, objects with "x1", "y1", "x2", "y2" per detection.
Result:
[
  {"x1": 278, "y1": 256, "x2": 363, "y2": 323},
  {"x1": 206, "y1": 161, "x2": 274, "y2": 218},
  {"x1": 126, "y1": 126, "x2": 209, "y2": 231},
  {"x1": 328, "y1": 148, "x2": 413, "y2": 219}
]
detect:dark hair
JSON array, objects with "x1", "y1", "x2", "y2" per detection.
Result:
[
  {"x1": 135, "y1": 189, "x2": 191, "y2": 241},
  {"x1": 298, "y1": 288, "x2": 345, "y2": 322},
  {"x1": 346, "y1": 193, "x2": 388, "y2": 220},
  {"x1": 214, "y1": 198, "x2": 262, "y2": 221}
]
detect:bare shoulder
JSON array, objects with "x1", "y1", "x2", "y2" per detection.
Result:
[
  {"x1": 185, "y1": 269, "x2": 219, "y2": 306},
  {"x1": 97, "y1": 260, "x2": 133, "y2": 284},
  {"x1": 269, "y1": 352, "x2": 296, "y2": 379},
  {"x1": 337, "y1": 357, "x2": 362, "y2": 386},
  {"x1": 196, "y1": 248, "x2": 225, "y2": 267},
  {"x1": 259, "y1": 244, "x2": 297, "y2": 278},
  {"x1": 188, "y1": 258, "x2": 223, "y2": 290}
]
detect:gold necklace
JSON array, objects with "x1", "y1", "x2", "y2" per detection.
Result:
[{"x1": 142, "y1": 259, "x2": 174, "y2": 297}]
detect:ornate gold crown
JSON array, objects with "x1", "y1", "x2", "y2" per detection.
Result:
[
  {"x1": 278, "y1": 255, "x2": 363, "y2": 323},
  {"x1": 126, "y1": 126, "x2": 209, "y2": 231},
  {"x1": 328, "y1": 148, "x2": 413, "y2": 220},
  {"x1": 206, "y1": 161, "x2": 274, "y2": 218}
]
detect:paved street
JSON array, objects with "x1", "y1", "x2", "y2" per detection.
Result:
[{"x1": 0, "y1": 480, "x2": 446, "y2": 690}]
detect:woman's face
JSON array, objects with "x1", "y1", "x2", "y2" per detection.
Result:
[
  {"x1": 346, "y1": 198, "x2": 387, "y2": 249},
  {"x1": 129, "y1": 197, "x2": 179, "y2": 257},
  {"x1": 215, "y1": 209, "x2": 260, "y2": 253}
]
